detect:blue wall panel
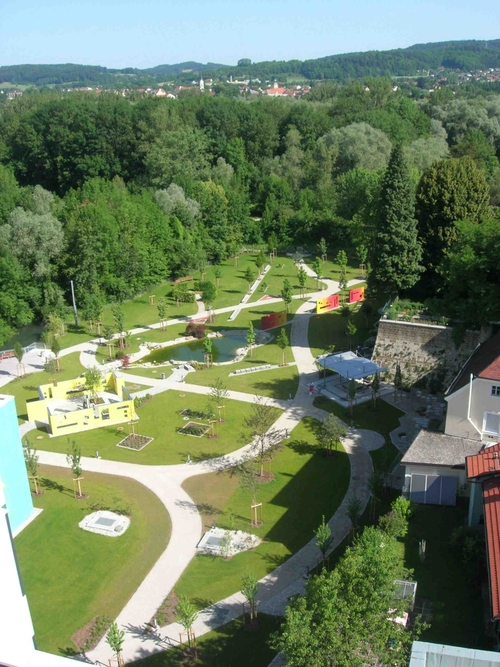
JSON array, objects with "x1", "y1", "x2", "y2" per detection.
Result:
[{"x1": 0, "y1": 395, "x2": 34, "y2": 533}]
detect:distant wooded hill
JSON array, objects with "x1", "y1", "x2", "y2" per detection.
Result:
[{"x1": 2, "y1": 39, "x2": 500, "y2": 87}]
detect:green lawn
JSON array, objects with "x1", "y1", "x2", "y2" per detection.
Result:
[
  {"x1": 1, "y1": 352, "x2": 85, "y2": 422},
  {"x1": 318, "y1": 256, "x2": 365, "y2": 285},
  {"x1": 14, "y1": 465, "x2": 171, "y2": 655},
  {"x1": 192, "y1": 253, "x2": 264, "y2": 309},
  {"x1": 211, "y1": 299, "x2": 302, "y2": 332},
  {"x1": 122, "y1": 367, "x2": 174, "y2": 380},
  {"x1": 248, "y1": 255, "x2": 319, "y2": 303},
  {"x1": 31, "y1": 391, "x2": 280, "y2": 465},
  {"x1": 100, "y1": 283, "x2": 198, "y2": 331},
  {"x1": 174, "y1": 417, "x2": 350, "y2": 609},
  {"x1": 132, "y1": 614, "x2": 281, "y2": 667},
  {"x1": 403, "y1": 501, "x2": 491, "y2": 649},
  {"x1": 123, "y1": 380, "x2": 153, "y2": 392},
  {"x1": 308, "y1": 300, "x2": 374, "y2": 359},
  {"x1": 313, "y1": 396, "x2": 403, "y2": 471}
]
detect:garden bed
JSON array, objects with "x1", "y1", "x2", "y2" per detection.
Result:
[
  {"x1": 178, "y1": 421, "x2": 210, "y2": 438},
  {"x1": 72, "y1": 615, "x2": 111, "y2": 653},
  {"x1": 116, "y1": 433, "x2": 154, "y2": 451},
  {"x1": 180, "y1": 408, "x2": 214, "y2": 420}
]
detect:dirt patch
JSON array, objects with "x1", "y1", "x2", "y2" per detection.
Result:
[
  {"x1": 72, "y1": 615, "x2": 111, "y2": 652},
  {"x1": 155, "y1": 590, "x2": 179, "y2": 627},
  {"x1": 256, "y1": 471, "x2": 275, "y2": 483}
]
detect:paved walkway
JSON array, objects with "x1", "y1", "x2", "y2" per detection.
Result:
[{"x1": 2, "y1": 263, "x2": 378, "y2": 665}]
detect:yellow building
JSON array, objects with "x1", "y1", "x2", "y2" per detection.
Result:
[{"x1": 26, "y1": 372, "x2": 135, "y2": 436}]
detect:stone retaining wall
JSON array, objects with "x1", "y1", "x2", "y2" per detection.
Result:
[{"x1": 372, "y1": 319, "x2": 491, "y2": 391}]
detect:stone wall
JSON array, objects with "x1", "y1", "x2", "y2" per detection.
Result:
[{"x1": 372, "y1": 319, "x2": 490, "y2": 392}]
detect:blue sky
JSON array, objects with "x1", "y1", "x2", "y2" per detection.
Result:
[{"x1": 1, "y1": 0, "x2": 498, "y2": 69}]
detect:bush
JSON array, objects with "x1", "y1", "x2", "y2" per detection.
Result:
[
  {"x1": 186, "y1": 322, "x2": 207, "y2": 339},
  {"x1": 340, "y1": 305, "x2": 351, "y2": 318},
  {"x1": 172, "y1": 283, "x2": 196, "y2": 303},
  {"x1": 44, "y1": 359, "x2": 57, "y2": 373},
  {"x1": 80, "y1": 615, "x2": 112, "y2": 652},
  {"x1": 134, "y1": 393, "x2": 152, "y2": 409},
  {"x1": 392, "y1": 496, "x2": 413, "y2": 521},
  {"x1": 379, "y1": 511, "x2": 408, "y2": 538},
  {"x1": 181, "y1": 408, "x2": 214, "y2": 419}
]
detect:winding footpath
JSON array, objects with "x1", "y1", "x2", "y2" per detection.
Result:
[{"x1": 5, "y1": 266, "x2": 379, "y2": 665}]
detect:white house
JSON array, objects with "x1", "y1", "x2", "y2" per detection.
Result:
[{"x1": 400, "y1": 333, "x2": 500, "y2": 507}]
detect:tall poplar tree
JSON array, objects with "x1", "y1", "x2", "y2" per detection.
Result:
[{"x1": 368, "y1": 145, "x2": 422, "y2": 296}]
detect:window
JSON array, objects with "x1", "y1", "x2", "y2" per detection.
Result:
[
  {"x1": 492, "y1": 386, "x2": 500, "y2": 397},
  {"x1": 483, "y1": 412, "x2": 500, "y2": 435}
]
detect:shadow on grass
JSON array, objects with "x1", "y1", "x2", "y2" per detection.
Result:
[
  {"x1": 262, "y1": 447, "x2": 350, "y2": 554},
  {"x1": 40, "y1": 477, "x2": 72, "y2": 495},
  {"x1": 286, "y1": 439, "x2": 318, "y2": 456},
  {"x1": 195, "y1": 503, "x2": 224, "y2": 517},
  {"x1": 262, "y1": 552, "x2": 289, "y2": 568},
  {"x1": 250, "y1": 375, "x2": 299, "y2": 401},
  {"x1": 190, "y1": 452, "x2": 225, "y2": 463},
  {"x1": 132, "y1": 614, "x2": 281, "y2": 667}
]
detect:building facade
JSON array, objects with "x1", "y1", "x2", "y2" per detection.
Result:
[{"x1": 0, "y1": 395, "x2": 34, "y2": 534}]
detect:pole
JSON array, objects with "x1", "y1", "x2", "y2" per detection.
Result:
[{"x1": 70, "y1": 280, "x2": 79, "y2": 329}]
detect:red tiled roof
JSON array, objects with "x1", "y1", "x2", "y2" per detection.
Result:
[
  {"x1": 483, "y1": 478, "x2": 500, "y2": 619},
  {"x1": 466, "y1": 443, "x2": 500, "y2": 479},
  {"x1": 480, "y1": 356, "x2": 500, "y2": 381}
]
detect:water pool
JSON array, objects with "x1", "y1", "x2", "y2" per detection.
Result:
[{"x1": 143, "y1": 335, "x2": 247, "y2": 364}]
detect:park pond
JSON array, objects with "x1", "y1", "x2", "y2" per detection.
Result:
[{"x1": 143, "y1": 334, "x2": 247, "y2": 364}]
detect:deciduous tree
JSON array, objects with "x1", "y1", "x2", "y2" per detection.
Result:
[
  {"x1": 417, "y1": 156, "x2": 490, "y2": 278},
  {"x1": 273, "y1": 526, "x2": 419, "y2": 667},
  {"x1": 246, "y1": 321, "x2": 256, "y2": 357},
  {"x1": 317, "y1": 413, "x2": 347, "y2": 454},
  {"x1": 314, "y1": 515, "x2": 334, "y2": 567},
  {"x1": 281, "y1": 278, "x2": 292, "y2": 313},
  {"x1": 244, "y1": 397, "x2": 281, "y2": 477},
  {"x1": 276, "y1": 327, "x2": 289, "y2": 366}
]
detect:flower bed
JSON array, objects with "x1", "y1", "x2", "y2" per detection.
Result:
[
  {"x1": 116, "y1": 433, "x2": 154, "y2": 451},
  {"x1": 178, "y1": 421, "x2": 210, "y2": 438},
  {"x1": 180, "y1": 408, "x2": 214, "y2": 420},
  {"x1": 134, "y1": 393, "x2": 153, "y2": 409}
]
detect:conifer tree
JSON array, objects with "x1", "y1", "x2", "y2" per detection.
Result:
[{"x1": 368, "y1": 145, "x2": 422, "y2": 296}]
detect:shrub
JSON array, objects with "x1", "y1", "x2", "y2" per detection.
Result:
[
  {"x1": 379, "y1": 511, "x2": 408, "y2": 538},
  {"x1": 134, "y1": 394, "x2": 152, "y2": 409},
  {"x1": 186, "y1": 322, "x2": 207, "y2": 339},
  {"x1": 80, "y1": 615, "x2": 112, "y2": 652},
  {"x1": 44, "y1": 359, "x2": 57, "y2": 373},
  {"x1": 340, "y1": 305, "x2": 351, "y2": 318}
]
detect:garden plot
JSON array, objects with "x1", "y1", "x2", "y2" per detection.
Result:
[
  {"x1": 179, "y1": 421, "x2": 211, "y2": 437},
  {"x1": 117, "y1": 433, "x2": 154, "y2": 451}
]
